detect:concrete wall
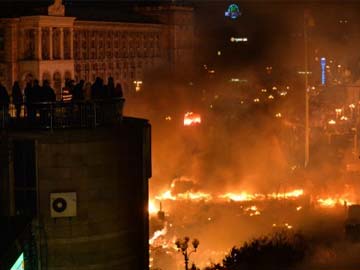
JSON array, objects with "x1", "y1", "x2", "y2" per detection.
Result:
[
  {"x1": 35, "y1": 122, "x2": 150, "y2": 270},
  {"x1": 1, "y1": 118, "x2": 151, "y2": 270}
]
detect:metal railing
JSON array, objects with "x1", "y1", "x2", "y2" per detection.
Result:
[{"x1": 0, "y1": 98, "x2": 125, "y2": 131}]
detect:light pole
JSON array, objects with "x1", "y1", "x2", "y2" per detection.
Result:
[
  {"x1": 175, "y1": 237, "x2": 200, "y2": 270},
  {"x1": 304, "y1": 10, "x2": 313, "y2": 168}
]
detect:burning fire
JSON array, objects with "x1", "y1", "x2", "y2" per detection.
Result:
[
  {"x1": 149, "y1": 178, "x2": 359, "y2": 269},
  {"x1": 155, "y1": 190, "x2": 212, "y2": 201},
  {"x1": 317, "y1": 197, "x2": 354, "y2": 207},
  {"x1": 219, "y1": 192, "x2": 258, "y2": 201},
  {"x1": 149, "y1": 199, "x2": 159, "y2": 215},
  {"x1": 184, "y1": 112, "x2": 201, "y2": 126},
  {"x1": 149, "y1": 225, "x2": 168, "y2": 245},
  {"x1": 219, "y1": 189, "x2": 304, "y2": 202},
  {"x1": 149, "y1": 178, "x2": 356, "y2": 212}
]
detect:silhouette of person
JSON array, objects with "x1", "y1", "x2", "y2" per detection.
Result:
[
  {"x1": 31, "y1": 79, "x2": 42, "y2": 122},
  {"x1": 72, "y1": 80, "x2": 84, "y2": 102},
  {"x1": 41, "y1": 80, "x2": 56, "y2": 102},
  {"x1": 39, "y1": 80, "x2": 55, "y2": 124},
  {"x1": 83, "y1": 81, "x2": 92, "y2": 101},
  {"x1": 114, "y1": 83, "x2": 124, "y2": 98},
  {"x1": 91, "y1": 77, "x2": 105, "y2": 99},
  {"x1": 0, "y1": 82, "x2": 9, "y2": 122},
  {"x1": 105, "y1": 77, "x2": 115, "y2": 98},
  {"x1": 24, "y1": 81, "x2": 34, "y2": 121},
  {"x1": 11, "y1": 81, "x2": 23, "y2": 119}
]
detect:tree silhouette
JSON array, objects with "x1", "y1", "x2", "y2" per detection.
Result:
[{"x1": 205, "y1": 230, "x2": 307, "y2": 270}]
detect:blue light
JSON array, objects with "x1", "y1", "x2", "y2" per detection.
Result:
[
  {"x1": 320, "y1": 57, "x2": 326, "y2": 85},
  {"x1": 225, "y1": 4, "x2": 241, "y2": 20}
]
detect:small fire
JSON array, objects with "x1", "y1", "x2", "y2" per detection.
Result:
[
  {"x1": 317, "y1": 197, "x2": 353, "y2": 207},
  {"x1": 149, "y1": 199, "x2": 158, "y2": 215},
  {"x1": 272, "y1": 223, "x2": 293, "y2": 229},
  {"x1": 268, "y1": 189, "x2": 304, "y2": 199},
  {"x1": 219, "y1": 192, "x2": 258, "y2": 202},
  {"x1": 155, "y1": 190, "x2": 212, "y2": 201},
  {"x1": 219, "y1": 189, "x2": 304, "y2": 202},
  {"x1": 155, "y1": 190, "x2": 176, "y2": 201},
  {"x1": 151, "y1": 179, "x2": 357, "y2": 210},
  {"x1": 245, "y1": 205, "x2": 261, "y2": 216},
  {"x1": 149, "y1": 225, "x2": 167, "y2": 245},
  {"x1": 184, "y1": 112, "x2": 201, "y2": 126}
]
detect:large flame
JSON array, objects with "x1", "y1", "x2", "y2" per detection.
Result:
[
  {"x1": 151, "y1": 178, "x2": 356, "y2": 209},
  {"x1": 155, "y1": 190, "x2": 212, "y2": 201},
  {"x1": 184, "y1": 112, "x2": 201, "y2": 126},
  {"x1": 149, "y1": 178, "x2": 359, "y2": 269},
  {"x1": 149, "y1": 199, "x2": 159, "y2": 215},
  {"x1": 149, "y1": 225, "x2": 168, "y2": 245}
]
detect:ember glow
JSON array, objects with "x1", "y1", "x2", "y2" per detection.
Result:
[{"x1": 183, "y1": 112, "x2": 201, "y2": 126}]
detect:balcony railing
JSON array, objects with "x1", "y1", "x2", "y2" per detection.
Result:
[{"x1": 0, "y1": 98, "x2": 125, "y2": 131}]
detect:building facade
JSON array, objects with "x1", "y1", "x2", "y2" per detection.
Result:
[{"x1": 0, "y1": 0, "x2": 194, "y2": 95}]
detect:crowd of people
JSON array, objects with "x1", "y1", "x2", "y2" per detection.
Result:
[{"x1": 0, "y1": 76, "x2": 124, "y2": 120}]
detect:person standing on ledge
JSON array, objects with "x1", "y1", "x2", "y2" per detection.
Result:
[
  {"x1": 12, "y1": 81, "x2": 23, "y2": 119},
  {"x1": 0, "y1": 82, "x2": 9, "y2": 119}
]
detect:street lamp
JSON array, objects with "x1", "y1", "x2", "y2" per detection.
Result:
[
  {"x1": 133, "y1": 80, "x2": 143, "y2": 92},
  {"x1": 175, "y1": 237, "x2": 200, "y2": 270}
]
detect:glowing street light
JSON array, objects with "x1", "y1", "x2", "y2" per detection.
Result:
[
  {"x1": 133, "y1": 80, "x2": 143, "y2": 92},
  {"x1": 175, "y1": 237, "x2": 200, "y2": 270}
]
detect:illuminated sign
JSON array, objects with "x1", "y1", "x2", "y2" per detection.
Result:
[
  {"x1": 230, "y1": 37, "x2": 248, "y2": 42},
  {"x1": 320, "y1": 57, "x2": 326, "y2": 85},
  {"x1": 225, "y1": 4, "x2": 241, "y2": 19},
  {"x1": 10, "y1": 253, "x2": 24, "y2": 270}
]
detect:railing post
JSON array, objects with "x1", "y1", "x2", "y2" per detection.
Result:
[
  {"x1": 2, "y1": 104, "x2": 5, "y2": 129},
  {"x1": 93, "y1": 101, "x2": 97, "y2": 127},
  {"x1": 50, "y1": 103, "x2": 53, "y2": 132}
]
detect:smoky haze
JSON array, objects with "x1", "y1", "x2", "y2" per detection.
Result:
[{"x1": 125, "y1": 1, "x2": 360, "y2": 269}]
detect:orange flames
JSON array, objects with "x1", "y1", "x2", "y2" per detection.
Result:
[
  {"x1": 219, "y1": 189, "x2": 304, "y2": 202},
  {"x1": 155, "y1": 190, "x2": 212, "y2": 202},
  {"x1": 149, "y1": 184, "x2": 356, "y2": 213},
  {"x1": 149, "y1": 224, "x2": 168, "y2": 246},
  {"x1": 317, "y1": 197, "x2": 354, "y2": 208},
  {"x1": 184, "y1": 112, "x2": 201, "y2": 126},
  {"x1": 149, "y1": 178, "x2": 359, "y2": 269}
]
